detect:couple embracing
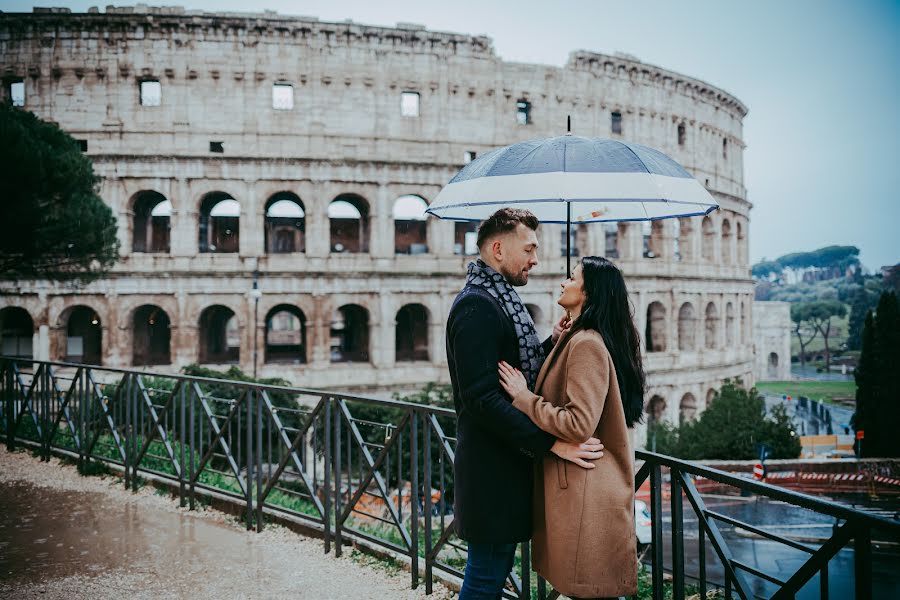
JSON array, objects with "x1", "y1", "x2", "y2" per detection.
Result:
[{"x1": 446, "y1": 208, "x2": 645, "y2": 600}]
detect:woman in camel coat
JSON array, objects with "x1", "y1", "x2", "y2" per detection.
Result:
[{"x1": 500, "y1": 256, "x2": 647, "y2": 600}]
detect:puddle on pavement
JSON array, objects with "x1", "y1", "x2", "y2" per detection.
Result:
[{"x1": 0, "y1": 479, "x2": 248, "y2": 585}]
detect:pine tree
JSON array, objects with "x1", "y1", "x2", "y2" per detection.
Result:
[
  {"x1": 852, "y1": 310, "x2": 876, "y2": 456},
  {"x1": 873, "y1": 292, "x2": 900, "y2": 457}
]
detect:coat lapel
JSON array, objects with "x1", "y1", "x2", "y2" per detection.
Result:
[{"x1": 534, "y1": 327, "x2": 580, "y2": 392}]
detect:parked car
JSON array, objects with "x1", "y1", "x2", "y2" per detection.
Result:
[{"x1": 635, "y1": 499, "x2": 652, "y2": 545}]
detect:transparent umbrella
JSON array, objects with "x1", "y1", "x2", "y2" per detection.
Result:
[{"x1": 426, "y1": 131, "x2": 719, "y2": 272}]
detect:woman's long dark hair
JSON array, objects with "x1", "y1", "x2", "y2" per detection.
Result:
[{"x1": 572, "y1": 256, "x2": 646, "y2": 427}]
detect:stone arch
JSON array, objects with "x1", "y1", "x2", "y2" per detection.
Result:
[
  {"x1": 265, "y1": 192, "x2": 305, "y2": 254},
  {"x1": 132, "y1": 304, "x2": 171, "y2": 366},
  {"x1": 0, "y1": 306, "x2": 34, "y2": 358},
  {"x1": 199, "y1": 192, "x2": 240, "y2": 253},
  {"x1": 329, "y1": 194, "x2": 370, "y2": 253},
  {"x1": 705, "y1": 302, "x2": 719, "y2": 349},
  {"x1": 393, "y1": 195, "x2": 429, "y2": 254},
  {"x1": 768, "y1": 352, "x2": 779, "y2": 379},
  {"x1": 677, "y1": 302, "x2": 697, "y2": 351},
  {"x1": 395, "y1": 303, "x2": 429, "y2": 362},
  {"x1": 706, "y1": 388, "x2": 716, "y2": 407},
  {"x1": 265, "y1": 304, "x2": 307, "y2": 364},
  {"x1": 604, "y1": 222, "x2": 620, "y2": 259},
  {"x1": 198, "y1": 305, "x2": 240, "y2": 364},
  {"x1": 331, "y1": 304, "x2": 370, "y2": 362},
  {"x1": 725, "y1": 302, "x2": 735, "y2": 347},
  {"x1": 58, "y1": 305, "x2": 102, "y2": 365},
  {"x1": 130, "y1": 190, "x2": 171, "y2": 253},
  {"x1": 701, "y1": 216, "x2": 715, "y2": 262},
  {"x1": 736, "y1": 219, "x2": 746, "y2": 265},
  {"x1": 679, "y1": 393, "x2": 697, "y2": 424},
  {"x1": 641, "y1": 221, "x2": 663, "y2": 259},
  {"x1": 646, "y1": 394, "x2": 666, "y2": 430},
  {"x1": 721, "y1": 218, "x2": 732, "y2": 265},
  {"x1": 454, "y1": 221, "x2": 479, "y2": 256},
  {"x1": 645, "y1": 301, "x2": 667, "y2": 352}
]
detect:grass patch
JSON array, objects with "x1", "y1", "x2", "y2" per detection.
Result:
[{"x1": 755, "y1": 380, "x2": 856, "y2": 404}]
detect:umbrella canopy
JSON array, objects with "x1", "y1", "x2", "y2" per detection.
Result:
[{"x1": 426, "y1": 135, "x2": 718, "y2": 223}]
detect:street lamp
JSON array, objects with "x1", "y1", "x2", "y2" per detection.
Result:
[{"x1": 250, "y1": 269, "x2": 262, "y2": 379}]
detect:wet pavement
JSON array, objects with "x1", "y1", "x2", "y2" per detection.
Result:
[{"x1": 0, "y1": 449, "x2": 454, "y2": 600}]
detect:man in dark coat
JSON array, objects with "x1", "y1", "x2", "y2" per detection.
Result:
[{"x1": 447, "y1": 208, "x2": 604, "y2": 599}]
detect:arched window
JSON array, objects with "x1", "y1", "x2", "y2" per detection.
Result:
[
  {"x1": 199, "y1": 305, "x2": 239, "y2": 364},
  {"x1": 677, "y1": 122, "x2": 686, "y2": 146},
  {"x1": 330, "y1": 304, "x2": 369, "y2": 362},
  {"x1": 645, "y1": 302, "x2": 667, "y2": 352},
  {"x1": 396, "y1": 304, "x2": 429, "y2": 362},
  {"x1": 702, "y1": 216, "x2": 715, "y2": 262},
  {"x1": 199, "y1": 193, "x2": 240, "y2": 253},
  {"x1": 678, "y1": 217, "x2": 693, "y2": 262},
  {"x1": 677, "y1": 303, "x2": 696, "y2": 351},
  {"x1": 641, "y1": 220, "x2": 663, "y2": 259},
  {"x1": 721, "y1": 219, "x2": 732, "y2": 265},
  {"x1": 265, "y1": 193, "x2": 305, "y2": 254},
  {"x1": 454, "y1": 222, "x2": 479, "y2": 255},
  {"x1": 0, "y1": 307, "x2": 34, "y2": 358},
  {"x1": 706, "y1": 388, "x2": 716, "y2": 408},
  {"x1": 329, "y1": 195, "x2": 369, "y2": 253},
  {"x1": 265, "y1": 305, "x2": 307, "y2": 364},
  {"x1": 393, "y1": 195, "x2": 429, "y2": 254},
  {"x1": 61, "y1": 306, "x2": 102, "y2": 365},
  {"x1": 132, "y1": 191, "x2": 171, "y2": 253},
  {"x1": 133, "y1": 305, "x2": 171, "y2": 366},
  {"x1": 736, "y1": 220, "x2": 746, "y2": 265},
  {"x1": 646, "y1": 395, "x2": 666, "y2": 427},
  {"x1": 768, "y1": 353, "x2": 779, "y2": 379},
  {"x1": 679, "y1": 393, "x2": 697, "y2": 424},
  {"x1": 725, "y1": 302, "x2": 735, "y2": 347},
  {"x1": 705, "y1": 302, "x2": 719, "y2": 350},
  {"x1": 740, "y1": 300, "x2": 748, "y2": 344}
]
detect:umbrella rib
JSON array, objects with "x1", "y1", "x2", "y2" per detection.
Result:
[{"x1": 617, "y1": 140, "x2": 652, "y2": 174}]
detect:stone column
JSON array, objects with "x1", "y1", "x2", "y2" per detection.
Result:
[
  {"x1": 172, "y1": 290, "x2": 195, "y2": 367},
  {"x1": 240, "y1": 179, "x2": 264, "y2": 258},
  {"x1": 172, "y1": 178, "x2": 197, "y2": 256},
  {"x1": 306, "y1": 185, "x2": 330, "y2": 258},
  {"x1": 310, "y1": 294, "x2": 331, "y2": 367},
  {"x1": 373, "y1": 293, "x2": 393, "y2": 368},
  {"x1": 372, "y1": 185, "x2": 393, "y2": 258}
]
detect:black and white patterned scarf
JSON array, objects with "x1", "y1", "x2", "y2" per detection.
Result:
[{"x1": 466, "y1": 259, "x2": 545, "y2": 390}]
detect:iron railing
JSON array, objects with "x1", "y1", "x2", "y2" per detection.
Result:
[{"x1": 1, "y1": 357, "x2": 897, "y2": 600}]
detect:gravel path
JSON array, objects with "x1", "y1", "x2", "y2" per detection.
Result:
[{"x1": 0, "y1": 447, "x2": 455, "y2": 600}]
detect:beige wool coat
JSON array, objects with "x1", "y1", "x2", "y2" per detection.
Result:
[{"x1": 511, "y1": 327, "x2": 638, "y2": 599}]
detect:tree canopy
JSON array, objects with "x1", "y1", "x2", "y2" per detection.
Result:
[
  {"x1": 0, "y1": 104, "x2": 118, "y2": 283},
  {"x1": 651, "y1": 381, "x2": 801, "y2": 460}
]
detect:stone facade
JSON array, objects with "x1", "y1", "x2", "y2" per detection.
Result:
[
  {"x1": 752, "y1": 301, "x2": 792, "y2": 382},
  {"x1": 0, "y1": 7, "x2": 778, "y2": 444}
]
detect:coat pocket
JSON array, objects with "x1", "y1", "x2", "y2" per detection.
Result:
[{"x1": 556, "y1": 457, "x2": 568, "y2": 489}]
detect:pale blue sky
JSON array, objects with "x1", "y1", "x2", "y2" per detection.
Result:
[{"x1": 7, "y1": 0, "x2": 900, "y2": 270}]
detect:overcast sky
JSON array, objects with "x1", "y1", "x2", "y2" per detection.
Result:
[{"x1": 8, "y1": 0, "x2": 900, "y2": 270}]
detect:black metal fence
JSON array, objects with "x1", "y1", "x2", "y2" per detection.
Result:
[{"x1": 1, "y1": 357, "x2": 897, "y2": 600}]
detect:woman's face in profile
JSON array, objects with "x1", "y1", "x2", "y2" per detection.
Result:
[{"x1": 557, "y1": 263, "x2": 587, "y2": 312}]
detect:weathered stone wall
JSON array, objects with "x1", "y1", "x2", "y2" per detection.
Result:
[{"x1": 0, "y1": 7, "x2": 775, "y2": 445}]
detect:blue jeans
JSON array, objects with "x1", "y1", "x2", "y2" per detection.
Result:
[{"x1": 459, "y1": 542, "x2": 517, "y2": 600}]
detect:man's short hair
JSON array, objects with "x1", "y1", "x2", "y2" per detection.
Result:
[{"x1": 476, "y1": 208, "x2": 539, "y2": 250}]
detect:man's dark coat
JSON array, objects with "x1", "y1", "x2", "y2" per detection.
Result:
[{"x1": 446, "y1": 284, "x2": 555, "y2": 543}]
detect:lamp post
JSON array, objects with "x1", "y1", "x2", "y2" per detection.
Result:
[{"x1": 250, "y1": 270, "x2": 262, "y2": 379}]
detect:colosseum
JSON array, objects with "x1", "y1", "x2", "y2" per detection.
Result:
[{"x1": 0, "y1": 6, "x2": 788, "y2": 445}]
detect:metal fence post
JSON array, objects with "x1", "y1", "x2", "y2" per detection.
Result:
[
  {"x1": 671, "y1": 471, "x2": 685, "y2": 600},
  {"x1": 256, "y1": 386, "x2": 264, "y2": 532},
  {"x1": 333, "y1": 397, "x2": 343, "y2": 557},
  {"x1": 650, "y1": 463, "x2": 664, "y2": 600},
  {"x1": 423, "y1": 413, "x2": 433, "y2": 595},
  {"x1": 409, "y1": 410, "x2": 420, "y2": 590},
  {"x1": 324, "y1": 396, "x2": 332, "y2": 554},
  {"x1": 245, "y1": 390, "x2": 254, "y2": 531},
  {"x1": 855, "y1": 525, "x2": 872, "y2": 600}
]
